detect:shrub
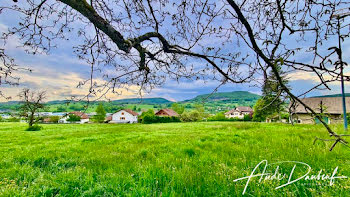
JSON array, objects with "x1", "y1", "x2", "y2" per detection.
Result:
[
  {"x1": 139, "y1": 109, "x2": 155, "y2": 123},
  {"x1": 49, "y1": 116, "x2": 60, "y2": 123},
  {"x1": 207, "y1": 112, "x2": 227, "y2": 121},
  {"x1": 281, "y1": 113, "x2": 289, "y2": 120},
  {"x1": 180, "y1": 110, "x2": 202, "y2": 122},
  {"x1": 142, "y1": 114, "x2": 157, "y2": 124},
  {"x1": 243, "y1": 114, "x2": 252, "y2": 121},
  {"x1": 207, "y1": 112, "x2": 252, "y2": 122},
  {"x1": 67, "y1": 114, "x2": 81, "y2": 122},
  {"x1": 0, "y1": 115, "x2": 2, "y2": 122},
  {"x1": 26, "y1": 124, "x2": 43, "y2": 131},
  {"x1": 8, "y1": 116, "x2": 20, "y2": 122}
]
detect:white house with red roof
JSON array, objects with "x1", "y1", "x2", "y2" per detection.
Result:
[
  {"x1": 58, "y1": 111, "x2": 90, "y2": 124},
  {"x1": 110, "y1": 109, "x2": 139, "y2": 123}
]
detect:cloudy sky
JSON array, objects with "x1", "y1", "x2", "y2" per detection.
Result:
[{"x1": 1, "y1": 2, "x2": 350, "y2": 102}]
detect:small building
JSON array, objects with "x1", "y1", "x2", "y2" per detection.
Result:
[
  {"x1": 291, "y1": 97, "x2": 350, "y2": 124},
  {"x1": 0, "y1": 114, "x2": 11, "y2": 119},
  {"x1": 110, "y1": 109, "x2": 138, "y2": 123},
  {"x1": 225, "y1": 106, "x2": 253, "y2": 119},
  {"x1": 58, "y1": 111, "x2": 89, "y2": 124},
  {"x1": 43, "y1": 117, "x2": 51, "y2": 123},
  {"x1": 155, "y1": 109, "x2": 179, "y2": 117}
]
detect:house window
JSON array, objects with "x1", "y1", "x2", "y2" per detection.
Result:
[
  {"x1": 121, "y1": 112, "x2": 124, "y2": 115},
  {"x1": 120, "y1": 117, "x2": 125, "y2": 120}
]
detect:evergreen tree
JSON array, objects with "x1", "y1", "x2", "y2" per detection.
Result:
[
  {"x1": 253, "y1": 60, "x2": 289, "y2": 121},
  {"x1": 93, "y1": 103, "x2": 106, "y2": 123}
]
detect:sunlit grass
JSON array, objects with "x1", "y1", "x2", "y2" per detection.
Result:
[{"x1": 0, "y1": 122, "x2": 349, "y2": 196}]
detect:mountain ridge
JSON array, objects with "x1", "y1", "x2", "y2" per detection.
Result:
[
  {"x1": 0, "y1": 91, "x2": 260, "y2": 113},
  {"x1": 183, "y1": 91, "x2": 260, "y2": 103}
]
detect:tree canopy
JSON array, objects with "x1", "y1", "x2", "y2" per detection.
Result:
[
  {"x1": 93, "y1": 103, "x2": 106, "y2": 123},
  {"x1": 18, "y1": 88, "x2": 46, "y2": 127}
]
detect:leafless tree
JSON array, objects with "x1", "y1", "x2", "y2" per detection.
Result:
[
  {"x1": 1, "y1": 0, "x2": 350, "y2": 150},
  {"x1": 18, "y1": 88, "x2": 46, "y2": 127},
  {"x1": 0, "y1": 48, "x2": 22, "y2": 99}
]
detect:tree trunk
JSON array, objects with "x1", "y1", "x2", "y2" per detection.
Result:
[{"x1": 29, "y1": 112, "x2": 34, "y2": 127}]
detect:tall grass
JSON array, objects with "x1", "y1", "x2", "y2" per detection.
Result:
[{"x1": 0, "y1": 122, "x2": 349, "y2": 196}]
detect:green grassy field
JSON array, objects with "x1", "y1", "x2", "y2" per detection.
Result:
[{"x1": 0, "y1": 122, "x2": 349, "y2": 196}]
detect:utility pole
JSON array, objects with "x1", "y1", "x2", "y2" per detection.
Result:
[{"x1": 332, "y1": 8, "x2": 350, "y2": 131}]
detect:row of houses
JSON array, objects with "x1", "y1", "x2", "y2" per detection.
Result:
[
  {"x1": 48, "y1": 108, "x2": 180, "y2": 124},
  {"x1": 107, "y1": 108, "x2": 179, "y2": 123},
  {"x1": 4, "y1": 97, "x2": 343, "y2": 125},
  {"x1": 222, "y1": 97, "x2": 350, "y2": 125},
  {"x1": 1, "y1": 107, "x2": 254, "y2": 123},
  {"x1": 61, "y1": 107, "x2": 254, "y2": 123}
]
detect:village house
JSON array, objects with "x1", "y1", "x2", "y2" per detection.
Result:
[
  {"x1": 43, "y1": 117, "x2": 51, "y2": 123},
  {"x1": 155, "y1": 109, "x2": 179, "y2": 117},
  {"x1": 58, "y1": 111, "x2": 89, "y2": 124},
  {"x1": 109, "y1": 109, "x2": 138, "y2": 123},
  {"x1": 225, "y1": 106, "x2": 253, "y2": 119},
  {"x1": 291, "y1": 96, "x2": 350, "y2": 124},
  {"x1": 0, "y1": 114, "x2": 11, "y2": 119}
]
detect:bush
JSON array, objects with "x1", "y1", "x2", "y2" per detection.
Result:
[
  {"x1": 0, "y1": 115, "x2": 2, "y2": 122},
  {"x1": 49, "y1": 116, "x2": 60, "y2": 123},
  {"x1": 8, "y1": 116, "x2": 20, "y2": 122},
  {"x1": 26, "y1": 124, "x2": 43, "y2": 131},
  {"x1": 67, "y1": 114, "x2": 81, "y2": 122},
  {"x1": 207, "y1": 112, "x2": 227, "y2": 121},
  {"x1": 206, "y1": 112, "x2": 252, "y2": 122},
  {"x1": 243, "y1": 114, "x2": 252, "y2": 121},
  {"x1": 180, "y1": 110, "x2": 202, "y2": 122},
  {"x1": 142, "y1": 114, "x2": 157, "y2": 124},
  {"x1": 139, "y1": 109, "x2": 155, "y2": 123}
]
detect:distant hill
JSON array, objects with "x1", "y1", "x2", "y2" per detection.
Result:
[
  {"x1": 0, "y1": 92, "x2": 259, "y2": 114},
  {"x1": 185, "y1": 91, "x2": 260, "y2": 103},
  {"x1": 111, "y1": 97, "x2": 172, "y2": 104},
  {"x1": 0, "y1": 101, "x2": 20, "y2": 105},
  {"x1": 0, "y1": 97, "x2": 173, "y2": 113},
  {"x1": 0, "y1": 98, "x2": 172, "y2": 105},
  {"x1": 182, "y1": 91, "x2": 260, "y2": 113},
  {"x1": 312, "y1": 93, "x2": 350, "y2": 98}
]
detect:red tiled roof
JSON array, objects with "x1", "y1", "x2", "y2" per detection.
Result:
[
  {"x1": 69, "y1": 111, "x2": 89, "y2": 119},
  {"x1": 155, "y1": 108, "x2": 179, "y2": 117},
  {"x1": 117, "y1": 109, "x2": 138, "y2": 116},
  {"x1": 225, "y1": 109, "x2": 238, "y2": 115},
  {"x1": 225, "y1": 106, "x2": 253, "y2": 115},
  {"x1": 236, "y1": 106, "x2": 253, "y2": 112}
]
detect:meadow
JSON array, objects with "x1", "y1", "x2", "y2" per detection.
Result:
[{"x1": 0, "y1": 122, "x2": 349, "y2": 196}]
